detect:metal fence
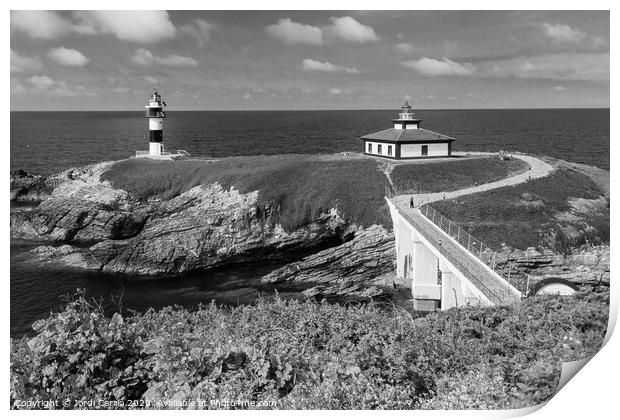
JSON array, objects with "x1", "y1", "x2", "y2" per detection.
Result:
[{"x1": 419, "y1": 204, "x2": 510, "y2": 280}]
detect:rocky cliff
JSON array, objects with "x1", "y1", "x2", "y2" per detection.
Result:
[
  {"x1": 10, "y1": 158, "x2": 610, "y2": 300},
  {"x1": 11, "y1": 163, "x2": 394, "y2": 297}
]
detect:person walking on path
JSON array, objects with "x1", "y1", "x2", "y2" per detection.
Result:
[{"x1": 410, "y1": 197, "x2": 414, "y2": 208}]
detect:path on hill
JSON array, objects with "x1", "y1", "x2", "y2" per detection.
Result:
[{"x1": 393, "y1": 153, "x2": 554, "y2": 206}]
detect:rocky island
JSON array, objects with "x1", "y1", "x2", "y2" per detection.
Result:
[{"x1": 10, "y1": 152, "x2": 610, "y2": 300}]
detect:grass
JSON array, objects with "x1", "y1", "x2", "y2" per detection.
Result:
[
  {"x1": 101, "y1": 155, "x2": 392, "y2": 231},
  {"x1": 390, "y1": 156, "x2": 529, "y2": 194},
  {"x1": 432, "y1": 168, "x2": 609, "y2": 251},
  {"x1": 10, "y1": 288, "x2": 609, "y2": 409}
]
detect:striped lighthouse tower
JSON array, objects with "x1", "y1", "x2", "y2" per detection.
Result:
[{"x1": 145, "y1": 91, "x2": 167, "y2": 156}]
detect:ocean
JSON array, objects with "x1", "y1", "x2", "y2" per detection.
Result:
[{"x1": 10, "y1": 109, "x2": 610, "y2": 336}]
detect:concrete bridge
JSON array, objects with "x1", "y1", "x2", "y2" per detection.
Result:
[
  {"x1": 387, "y1": 198, "x2": 523, "y2": 310},
  {"x1": 383, "y1": 153, "x2": 556, "y2": 310}
]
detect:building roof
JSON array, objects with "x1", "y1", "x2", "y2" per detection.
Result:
[{"x1": 361, "y1": 128, "x2": 455, "y2": 142}]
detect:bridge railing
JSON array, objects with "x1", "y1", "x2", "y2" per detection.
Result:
[{"x1": 419, "y1": 204, "x2": 511, "y2": 282}]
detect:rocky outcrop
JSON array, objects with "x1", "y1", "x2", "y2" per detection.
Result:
[
  {"x1": 492, "y1": 245, "x2": 610, "y2": 292},
  {"x1": 261, "y1": 225, "x2": 396, "y2": 298},
  {"x1": 13, "y1": 163, "x2": 355, "y2": 276}
]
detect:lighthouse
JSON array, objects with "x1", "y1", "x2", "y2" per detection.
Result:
[
  {"x1": 145, "y1": 91, "x2": 167, "y2": 156},
  {"x1": 361, "y1": 101, "x2": 455, "y2": 159}
]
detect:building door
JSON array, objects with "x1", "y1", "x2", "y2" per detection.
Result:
[{"x1": 421, "y1": 145, "x2": 428, "y2": 156}]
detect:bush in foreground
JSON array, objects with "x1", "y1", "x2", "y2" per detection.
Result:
[{"x1": 11, "y1": 290, "x2": 608, "y2": 410}]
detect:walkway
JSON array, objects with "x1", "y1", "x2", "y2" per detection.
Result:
[
  {"x1": 389, "y1": 153, "x2": 553, "y2": 304},
  {"x1": 395, "y1": 204, "x2": 522, "y2": 304},
  {"x1": 393, "y1": 153, "x2": 554, "y2": 206}
]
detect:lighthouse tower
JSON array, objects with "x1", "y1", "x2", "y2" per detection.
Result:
[
  {"x1": 145, "y1": 91, "x2": 167, "y2": 156},
  {"x1": 392, "y1": 100, "x2": 421, "y2": 129}
]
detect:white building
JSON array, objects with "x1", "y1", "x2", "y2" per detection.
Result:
[{"x1": 362, "y1": 102, "x2": 455, "y2": 159}]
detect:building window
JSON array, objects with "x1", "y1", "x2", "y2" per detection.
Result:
[
  {"x1": 378, "y1": 144, "x2": 382, "y2": 154},
  {"x1": 421, "y1": 145, "x2": 428, "y2": 156},
  {"x1": 388, "y1": 145, "x2": 393, "y2": 156},
  {"x1": 368, "y1": 143, "x2": 372, "y2": 153}
]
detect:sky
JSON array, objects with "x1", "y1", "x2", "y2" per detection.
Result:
[{"x1": 9, "y1": 10, "x2": 610, "y2": 111}]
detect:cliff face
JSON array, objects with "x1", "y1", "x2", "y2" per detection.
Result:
[{"x1": 11, "y1": 164, "x2": 391, "y2": 293}]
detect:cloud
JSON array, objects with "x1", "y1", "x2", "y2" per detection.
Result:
[
  {"x1": 73, "y1": 11, "x2": 176, "y2": 43},
  {"x1": 131, "y1": 49, "x2": 198, "y2": 67},
  {"x1": 302, "y1": 58, "x2": 360, "y2": 74},
  {"x1": 11, "y1": 10, "x2": 175, "y2": 43},
  {"x1": 553, "y1": 86, "x2": 566, "y2": 90},
  {"x1": 329, "y1": 88, "x2": 343, "y2": 95},
  {"x1": 11, "y1": 11, "x2": 74, "y2": 39},
  {"x1": 395, "y1": 43, "x2": 416, "y2": 54},
  {"x1": 11, "y1": 49, "x2": 43, "y2": 73},
  {"x1": 482, "y1": 52, "x2": 609, "y2": 81},
  {"x1": 266, "y1": 18, "x2": 323, "y2": 45},
  {"x1": 326, "y1": 16, "x2": 379, "y2": 44},
  {"x1": 131, "y1": 49, "x2": 155, "y2": 66},
  {"x1": 542, "y1": 23, "x2": 586, "y2": 44},
  {"x1": 143, "y1": 76, "x2": 158, "y2": 85},
  {"x1": 180, "y1": 18, "x2": 216, "y2": 47},
  {"x1": 47, "y1": 47, "x2": 90, "y2": 66},
  {"x1": 28, "y1": 75, "x2": 55, "y2": 89},
  {"x1": 266, "y1": 16, "x2": 378, "y2": 45},
  {"x1": 402, "y1": 57, "x2": 476, "y2": 77},
  {"x1": 155, "y1": 54, "x2": 198, "y2": 67}
]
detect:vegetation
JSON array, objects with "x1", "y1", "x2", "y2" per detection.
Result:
[
  {"x1": 101, "y1": 156, "x2": 392, "y2": 230},
  {"x1": 432, "y1": 169, "x2": 609, "y2": 252},
  {"x1": 11, "y1": 289, "x2": 608, "y2": 410},
  {"x1": 390, "y1": 156, "x2": 529, "y2": 194}
]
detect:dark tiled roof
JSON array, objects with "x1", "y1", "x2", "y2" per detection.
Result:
[{"x1": 361, "y1": 128, "x2": 455, "y2": 142}]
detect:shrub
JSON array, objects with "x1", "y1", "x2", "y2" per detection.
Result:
[{"x1": 11, "y1": 289, "x2": 608, "y2": 410}]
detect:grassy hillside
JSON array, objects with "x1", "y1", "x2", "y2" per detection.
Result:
[
  {"x1": 432, "y1": 168, "x2": 609, "y2": 252},
  {"x1": 101, "y1": 155, "x2": 392, "y2": 231},
  {"x1": 101, "y1": 155, "x2": 531, "y2": 233},
  {"x1": 390, "y1": 156, "x2": 528, "y2": 194},
  {"x1": 11, "y1": 290, "x2": 608, "y2": 409}
]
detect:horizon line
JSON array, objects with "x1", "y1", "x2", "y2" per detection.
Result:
[{"x1": 10, "y1": 106, "x2": 611, "y2": 112}]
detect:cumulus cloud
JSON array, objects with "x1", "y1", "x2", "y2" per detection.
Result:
[
  {"x1": 266, "y1": 16, "x2": 378, "y2": 45},
  {"x1": 11, "y1": 11, "x2": 74, "y2": 39},
  {"x1": 131, "y1": 49, "x2": 198, "y2": 67},
  {"x1": 266, "y1": 18, "x2": 323, "y2": 45},
  {"x1": 180, "y1": 18, "x2": 216, "y2": 47},
  {"x1": 326, "y1": 16, "x2": 379, "y2": 44},
  {"x1": 74, "y1": 11, "x2": 176, "y2": 43},
  {"x1": 329, "y1": 88, "x2": 343, "y2": 95},
  {"x1": 143, "y1": 76, "x2": 159, "y2": 85},
  {"x1": 302, "y1": 58, "x2": 360, "y2": 74},
  {"x1": 542, "y1": 23, "x2": 586, "y2": 44},
  {"x1": 47, "y1": 47, "x2": 90, "y2": 66},
  {"x1": 11, "y1": 49, "x2": 43, "y2": 73},
  {"x1": 11, "y1": 10, "x2": 175, "y2": 43},
  {"x1": 402, "y1": 57, "x2": 476, "y2": 77},
  {"x1": 553, "y1": 86, "x2": 566, "y2": 90}
]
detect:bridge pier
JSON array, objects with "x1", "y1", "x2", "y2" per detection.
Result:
[
  {"x1": 412, "y1": 238, "x2": 440, "y2": 311},
  {"x1": 386, "y1": 197, "x2": 521, "y2": 311}
]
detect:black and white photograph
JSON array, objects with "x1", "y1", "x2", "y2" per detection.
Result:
[{"x1": 8, "y1": 4, "x2": 614, "y2": 413}]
